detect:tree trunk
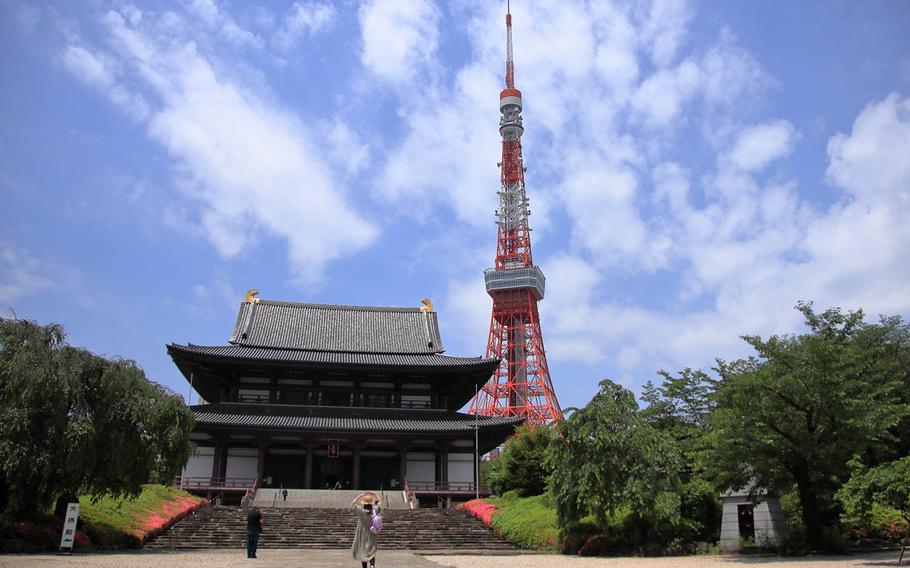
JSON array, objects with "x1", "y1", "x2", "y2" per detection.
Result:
[{"x1": 794, "y1": 463, "x2": 825, "y2": 550}]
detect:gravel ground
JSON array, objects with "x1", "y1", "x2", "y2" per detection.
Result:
[
  {"x1": 0, "y1": 549, "x2": 439, "y2": 568},
  {"x1": 426, "y1": 550, "x2": 903, "y2": 568},
  {"x1": 1, "y1": 549, "x2": 902, "y2": 568}
]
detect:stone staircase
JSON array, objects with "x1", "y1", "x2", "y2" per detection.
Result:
[
  {"x1": 253, "y1": 488, "x2": 411, "y2": 509},
  {"x1": 145, "y1": 505, "x2": 515, "y2": 551}
]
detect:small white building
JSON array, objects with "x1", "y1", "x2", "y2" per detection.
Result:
[{"x1": 720, "y1": 487, "x2": 787, "y2": 551}]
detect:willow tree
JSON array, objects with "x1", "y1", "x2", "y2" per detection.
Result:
[
  {"x1": 548, "y1": 379, "x2": 682, "y2": 536},
  {"x1": 0, "y1": 318, "x2": 194, "y2": 517}
]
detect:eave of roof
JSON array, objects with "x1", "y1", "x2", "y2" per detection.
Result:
[
  {"x1": 168, "y1": 343, "x2": 499, "y2": 371},
  {"x1": 190, "y1": 402, "x2": 524, "y2": 433}
]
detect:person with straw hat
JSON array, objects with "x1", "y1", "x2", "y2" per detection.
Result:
[{"x1": 351, "y1": 491, "x2": 382, "y2": 568}]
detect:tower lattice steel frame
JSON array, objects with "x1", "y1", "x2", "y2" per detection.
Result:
[{"x1": 468, "y1": 5, "x2": 562, "y2": 425}]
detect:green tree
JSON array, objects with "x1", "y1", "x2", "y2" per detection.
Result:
[
  {"x1": 492, "y1": 422, "x2": 554, "y2": 496},
  {"x1": 641, "y1": 369, "x2": 722, "y2": 541},
  {"x1": 836, "y1": 456, "x2": 910, "y2": 536},
  {"x1": 0, "y1": 318, "x2": 194, "y2": 517},
  {"x1": 549, "y1": 379, "x2": 682, "y2": 535},
  {"x1": 704, "y1": 303, "x2": 910, "y2": 550}
]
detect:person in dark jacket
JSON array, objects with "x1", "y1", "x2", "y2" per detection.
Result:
[{"x1": 246, "y1": 507, "x2": 263, "y2": 558}]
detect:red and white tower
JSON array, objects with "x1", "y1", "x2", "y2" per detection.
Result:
[{"x1": 469, "y1": 5, "x2": 562, "y2": 425}]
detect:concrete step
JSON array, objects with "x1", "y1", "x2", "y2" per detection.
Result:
[{"x1": 144, "y1": 506, "x2": 516, "y2": 551}]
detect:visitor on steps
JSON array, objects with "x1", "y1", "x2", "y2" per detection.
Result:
[
  {"x1": 246, "y1": 507, "x2": 263, "y2": 559},
  {"x1": 351, "y1": 492, "x2": 382, "y2": 568}
]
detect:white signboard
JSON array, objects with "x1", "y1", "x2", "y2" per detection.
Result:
[{"x1": 59, "y1": 502, "x2": 80, "y2": 551}]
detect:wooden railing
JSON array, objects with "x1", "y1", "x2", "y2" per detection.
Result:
[
  {"x1": 404, "y1": 481, "x2": 484, "y2": 493},
  {"x1": 175, "y1": 476, "x2": 256, "y2": 491}
]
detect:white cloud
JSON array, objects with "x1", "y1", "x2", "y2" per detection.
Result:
[
  {"x1": 64, "y1": 6, "x2": 378, "y2": 283},
  {"x1": 638, "y1": 0, "x2": 692, "y2": 68},
  {"x1": 276, "y1": 1, "x2": 336, "y2": 50},
  {"x1": 541, "y1": 94, "x2": 910, "y2": 386},
  {"x1": 377, "y1": 64, "x2": 501, "y2": 225},
  {"x1": 630, "y1": 58, "x2": 700, "y2": 128},
  {"x1": 186, "y1": 0, "x2": 262, "y2": 48},
  {"x1": 0, "y1": 243, "x2": 57, "y2": 303},
  {"x1": 358, "y1": 0, "x2": 440, "y2": 85},
  {"x1": 61, "y1": 45, "x2": 150, "y2": 120},
  {"x1": 700, "y1": 31, "x2": 767, "y2": 108},
  {"x1": 728, "y1": 120, "x2": 797, "y2": 172},
  {"x1": 322, "y1": 119, "x2": 371, "y2": 176},
  {"x1": 826, "y1": 93, "x2": 910, "y2": 206}
]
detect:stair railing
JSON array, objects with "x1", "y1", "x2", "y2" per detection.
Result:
[
  {"x1": 402, "y1": 480, "x2": 417, "y2": 509},
  {"x1": 241, "y1": 477, "x2": 260, "y2": 508},
  {"x1": 167, "y1": 505, "x2": 206, "y2": 550}
]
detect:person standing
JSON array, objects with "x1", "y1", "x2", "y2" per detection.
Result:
[
  {"x1": 351, "y1": 492, "x2": 381, "y2": 568},
  {"x1": 246, "y1": 507, "x2": 263, "y2": 559}
]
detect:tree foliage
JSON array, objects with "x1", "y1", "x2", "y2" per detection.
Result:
[
  {"x1": 490, "y1": 422, "x2": 554, "y2": 497},
  {"x1": 703, "y1": 302, "x2": 910, "y2": 550},
  {"x1": 641, "y1": 369, "x2": 722, "y2": 542},
  {"x1": 837, "y1": 456, "x2": 910, "y2": 531},
  {"x1": 0, "y1": 318, "x2": 195, "y2": 517},
  {"x1": 548, "y1": 379, "x2": 682, "y2": 535}
]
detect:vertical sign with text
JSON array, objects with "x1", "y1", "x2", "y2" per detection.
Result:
[{"x1": 59, "y1": 502, "x2": 80, "y2": 551}]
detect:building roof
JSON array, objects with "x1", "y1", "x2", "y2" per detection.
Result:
[
  {"x1": 168, "y1": 343, "x2": 496, "y2": 370},
  {"x1": 191, "y1": 402, "x2": 523, "y2": 434},
  {"x1": 228, "y1": 300, "x2": 445, "y2": 355}
]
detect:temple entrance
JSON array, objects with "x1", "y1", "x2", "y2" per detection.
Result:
[
  {"x1": 313, "y1": 451, "x2": 353, "y2": 489},
  {"x1": 264, "y1": 447, "x2": 307, "y2": 488},
  {"x1": 359, "y1": 452, "x2": 400, "y2": 489}
]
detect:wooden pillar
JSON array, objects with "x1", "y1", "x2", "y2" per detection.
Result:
[
  {"x1": 211, "y1": 438, "x2": 224, "y2": 482},
  {"x1": 304, "y1": 443, "x2": 314, "y2": 489},
  {"x1": 441, "y1": 442, "x2": 449, "y2": 484},
  {"x1": 398, "y1": 443, "x2": 408, "y2": 487},
  {"x1": 352, "y1": 442, "x2": 361, "y2": 489},
  {"x1": 256, "y1": 439, "x2": 267, "y2": 482}
]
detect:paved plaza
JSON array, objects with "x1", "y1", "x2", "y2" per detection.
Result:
[{"x1": 0, "y1": 550, "x2": 903, "y2": 568}]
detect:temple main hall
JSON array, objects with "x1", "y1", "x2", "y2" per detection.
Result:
[{"x1": 168, "y1": 294, "x2": 520, "y2": 501}]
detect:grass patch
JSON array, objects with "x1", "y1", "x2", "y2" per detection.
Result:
[
  {"x1": 461, "y1": 490, "x2": 558, "y2": 551},
  {"x1": 0, "y1": 485, "x2": 205, "y2": 552},
  {"x1": 78, "y1": 483, "x2": 206, "y2": 546}
]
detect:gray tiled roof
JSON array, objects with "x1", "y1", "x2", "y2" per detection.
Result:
[
  {"x1": 169, "y1": 343, "x2": 496, "y2": 369},
  {"x1": 228, "y1": 300, "x2": 445, "y2": 354},
  {"x1": 191, "y1": 403, "x2": 523, "y2": 433}
]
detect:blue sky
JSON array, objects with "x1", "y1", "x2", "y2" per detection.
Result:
[{"x1": 1, "y1": 0, "x2": 909, "y2": 411}]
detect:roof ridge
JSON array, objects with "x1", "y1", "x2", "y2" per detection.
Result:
[{"x1": 254, "y1": 299, "x2": 425, "y2": 313}]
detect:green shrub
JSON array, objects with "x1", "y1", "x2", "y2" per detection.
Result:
[{"x1": 487, "y1": 492, "x2": 558, "y2": 550}]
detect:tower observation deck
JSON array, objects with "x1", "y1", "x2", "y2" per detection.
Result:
[{"x1": 468, "y1": 5, "x2": 562, "y2": 425}]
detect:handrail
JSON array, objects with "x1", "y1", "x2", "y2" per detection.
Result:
[
  {"x1": 241, "y1": 477, "x2": 259, "y2": 508},
  {"x1": 402, "y1": 480, "x2": 417, "y2": 509},
  {"x1": 168, "y1": 506, "x2": 204, "y2": 550}
]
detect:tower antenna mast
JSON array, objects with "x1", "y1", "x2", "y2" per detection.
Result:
[{"x1": 469, "y1": 3, "x2": 562, "y2": 425}]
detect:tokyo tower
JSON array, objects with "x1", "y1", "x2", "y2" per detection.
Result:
[{"x1": 469, "y1": 4, "x2": 562, "y2": 425}]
